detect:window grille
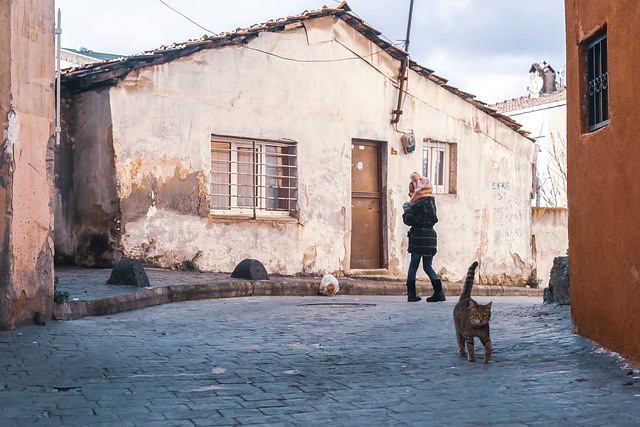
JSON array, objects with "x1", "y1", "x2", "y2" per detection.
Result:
[
  {"x1": 210, "y1": 136, "x2": 298, "y2": 217},
  {"x1": 586, "y1": 32, "x2": 609, "y2": 131}
]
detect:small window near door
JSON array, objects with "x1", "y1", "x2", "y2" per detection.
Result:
[
  {"x1": 585, "y1": 31, "x2": 609, "y2": 132},
  {"x1": 210, "y1": 135, "x2": 298, "y2": 217},
  {"x1": 422, "y1": 139, "x2": 457, "y2": 194}
]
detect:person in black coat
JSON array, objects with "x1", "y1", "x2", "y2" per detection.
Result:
[{"x1": 402, "y1": 173, "x2": 445, "y2": 302}]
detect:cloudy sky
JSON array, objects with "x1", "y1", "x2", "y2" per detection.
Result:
[{"x1": 54, "y1": 0, "x2": 566, "y2": 104}]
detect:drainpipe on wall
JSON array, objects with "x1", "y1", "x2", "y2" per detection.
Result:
[
  {"x1": 55, "y1": 9, "x2": 61, "y2": 146},
  {"x1": 390, "y1": 0, "x2": 415, "y2": 125},
  {"x1": 390, "y1": 57, "x2": 408, "y2": 125}
]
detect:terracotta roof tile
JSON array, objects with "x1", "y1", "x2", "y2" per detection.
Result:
[{"x1": 490, "y1": 88, "x2": 566, "y2": 114}]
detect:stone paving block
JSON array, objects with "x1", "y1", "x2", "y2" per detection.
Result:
[
  {"x1": 160, "y1": 405, "x2": 203, "y2": 420},
  {"x1": 191, "y1": 417, "x2": 239, "y2": 427},
  {"x1": 225, "y1": 418, "x2": 293, "y2": 427},
  {"x1": 29, "y1": 417, "x2": 65, "y2": 426},
  {"x1": 133, "y1": 421, "x2": 194, "y2": 427},
  {"x1": 289, "y1": 409, "x2": 351, "y2": 421},
  {"x1": 388, "y1": 410, "x2": 438, "y2": 423},
  {"x1": 216, "y1": 407, "x2": 263, "y2": 418},
  {"x1": 55, "y1": 409, "x2": 103, "y2": 425},
  {"x1": 257, "y1": 404, "x2": 318, "y2": 416},
  {"x1": 191, "y1": 420, "x2": 239, "y2": 427},
  {"x1": 91, "y1": 405, "x2": 155, "y2": 419},
  {"x1": 54, "y1": 395, "x2": 97, "y2": 410}
]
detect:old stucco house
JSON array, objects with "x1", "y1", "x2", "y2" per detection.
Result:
[
  {"x1": 492, "y1": 67, "x2": 568, "y2": 287},
  {"x1": 492, "y1": 64, "x2": 567, "y2": 209},
  {"x1": 55, "y1": 3, "x2": 538, "y2": 284}
]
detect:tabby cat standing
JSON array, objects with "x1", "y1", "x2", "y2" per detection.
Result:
[{"x1": 454, "y1": 261, "x2": 493, "y2": 363}]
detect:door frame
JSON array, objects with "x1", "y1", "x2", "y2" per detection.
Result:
[{"x1": 349, "y1": 138, "x2": 388, "y2": 272}]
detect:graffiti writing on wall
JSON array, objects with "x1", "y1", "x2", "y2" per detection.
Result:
[
  {"x1": 490, "y1": 180, "x2": 524, "y2": 248},
  {"x1": 319, "y1": 146, "x2": 341, "y2": 165},
  {"x1": 151, "y1": 118, "x2": 182, "y2": 138}
]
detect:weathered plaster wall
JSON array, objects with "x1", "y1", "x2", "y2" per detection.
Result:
[
  {"x1": 501, "y1": 99, "x2": 568, "y2": 286},
  {"x1": 0, "y1": 0, "x2": 55, "y2": 329},
  {"x1": 531, "y1": 207, "x2": 568, "y2": 287},
  {"x1": 63, "y1": 16, "x2": 536, "y2": 282},
  {"x1": 55, "y1": 90, "x2": 120, "y2": 267},
  {"x1": 565, "y1": 0, "x2": 640, "y2": 361},
  {"x1": 505, "y1": 99, "x2": 567, "y2": 208},
  {"x1": 0, "y1": 3, "x2": 10, "y2": 275}
]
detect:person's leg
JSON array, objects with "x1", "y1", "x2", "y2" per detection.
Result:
[
  {"x1": 421, "y1": 255, "x2": 439, "y2": 282},
  {"x1": 406, "y1": 253, "x2": 422, "y2": 302},
  {"x1": 422, "y1": 255, "x2": 445, "y2": 302},
  {"x1": 407, "y1": 253, "x2": 421, "y2": 282}
]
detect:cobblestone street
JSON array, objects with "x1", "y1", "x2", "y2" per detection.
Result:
[{"x1": 1, "y1": 296, "x2": 638, "y2": 426}]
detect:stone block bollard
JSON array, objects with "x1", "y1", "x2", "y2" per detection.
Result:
[
  {"x1": 543, "y1": 256, "x2": 570, "y2": 305},
  {"x1": 106, "y1": 258, "x2": 150, "y2": 288},
  {"x1": 231, "y1": 259, "x2": 269, "y2": 280}
]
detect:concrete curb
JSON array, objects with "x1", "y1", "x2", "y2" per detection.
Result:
[{"x1": 53, "y1": 279, "x2": 543, "y2": 321}]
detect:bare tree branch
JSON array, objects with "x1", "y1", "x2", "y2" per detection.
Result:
[{"x1": 536, "y1": 131, "x2": 567, "y2": 208}]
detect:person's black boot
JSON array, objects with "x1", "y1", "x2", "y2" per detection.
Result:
[
  {"x1": 426, "y1": 279, "x2": 446, "y2": 302},
  {"x1": 407, "y1": 280, "x2": 422, "y2": 302}
]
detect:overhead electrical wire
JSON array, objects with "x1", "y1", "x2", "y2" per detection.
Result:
[
  {"x1": 84, "y1": 0, "x2": 472, "y2": 131},
  {"x1": 151, "y1": 0, "x2": 497, "y2": 141},
  {"x1": 146, "y1": 2, "x2": 485, "y2": 138},
  {"x1": 157, "y1": 0, "x2": 217, "y2": 36},
  {"x1": 155, "y1": 0, "x2": 398, "y2": 64},
  {"x1": 241, "y1": 45, "x2": 386, "y2": 63},
  {"x1": 330, "y1": 0, "x2": 405, "y2": 50}
]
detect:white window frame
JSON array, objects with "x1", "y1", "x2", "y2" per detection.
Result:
[
  {"x1": 422, "y1": 139, "x2": 452, "y2": 194},
  {"x1": 210, "y1": 135, "x2": 298, "y2": 218}
]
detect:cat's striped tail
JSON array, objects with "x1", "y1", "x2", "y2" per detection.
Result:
[{"x1": 459, "y1": 261, "x2": 479, "y2": 302}]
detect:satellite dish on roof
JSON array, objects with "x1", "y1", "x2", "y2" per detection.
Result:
[
  {"x1": 558, "y1": 63, "x2": 567, "y2": 87},
  {"x1": 529, "y1": 72, "x2": 543, "y2": 98}
]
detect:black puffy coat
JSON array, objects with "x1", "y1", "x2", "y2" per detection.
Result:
[{"x1": 402, "y1": 196, "x2": 438, "y2": 255}]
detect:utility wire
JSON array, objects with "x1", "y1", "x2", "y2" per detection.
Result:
[
  {"x1": 154, "y1": 0, "x2": 391, "y2": 65},
  {"x1": 332, "y1": 0, "x2": 406, "y2": 50},
  {"x1": 242, "y1": 45, "x2": 386, "y2": 63},
  {"x1": 157, "y1": 0, "x2": 399, "y2": 63},
  {"x1": 157, "y1": 0, "x2": 217, "y2": 36}
]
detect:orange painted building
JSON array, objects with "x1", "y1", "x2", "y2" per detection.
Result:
[
  {"x1": 0, "y1": 0, "x2": 55, "y2": 329},
  {"x1": 565, "y1": 1, "x2": 640, "y2": 361}
]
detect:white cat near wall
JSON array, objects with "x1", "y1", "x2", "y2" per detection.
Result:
[{"x1": 319, "y1": 274, "x2": 339, "y2": 296}]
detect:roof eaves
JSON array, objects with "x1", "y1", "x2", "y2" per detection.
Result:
[
  {"x1": 60, "y1": 4, "x2": 531, "y2": 141},
  {"x1": 60, "y1": 7, "x2": 343, "y2": 92}
]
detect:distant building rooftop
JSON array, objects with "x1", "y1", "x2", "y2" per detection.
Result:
[
  {"x1": 59, "y1": 47, "x2": 123, "y2": 69},
  {"x1": 491, "y1": 88, "x2": 566, "y2": 114}
]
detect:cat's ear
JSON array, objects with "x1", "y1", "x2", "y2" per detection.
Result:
[
  {"x1": 486, "y1": 301, "x2": 492, "y2": 308},
  {"x1": 469, "y1": 300, "x2": 478, "y2": 309}
]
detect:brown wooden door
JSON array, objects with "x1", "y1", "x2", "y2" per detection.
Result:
[{"x1": 350, "y1": 141, "x2": 383, "y2": 269}]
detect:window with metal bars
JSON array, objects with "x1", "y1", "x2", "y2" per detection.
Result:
[
  {"x1": 210, "y1": 136, "x2": 298, "y2": 217},
  {"x1": 586, "y1": 32, "x2": 609, "y2": 131}
]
